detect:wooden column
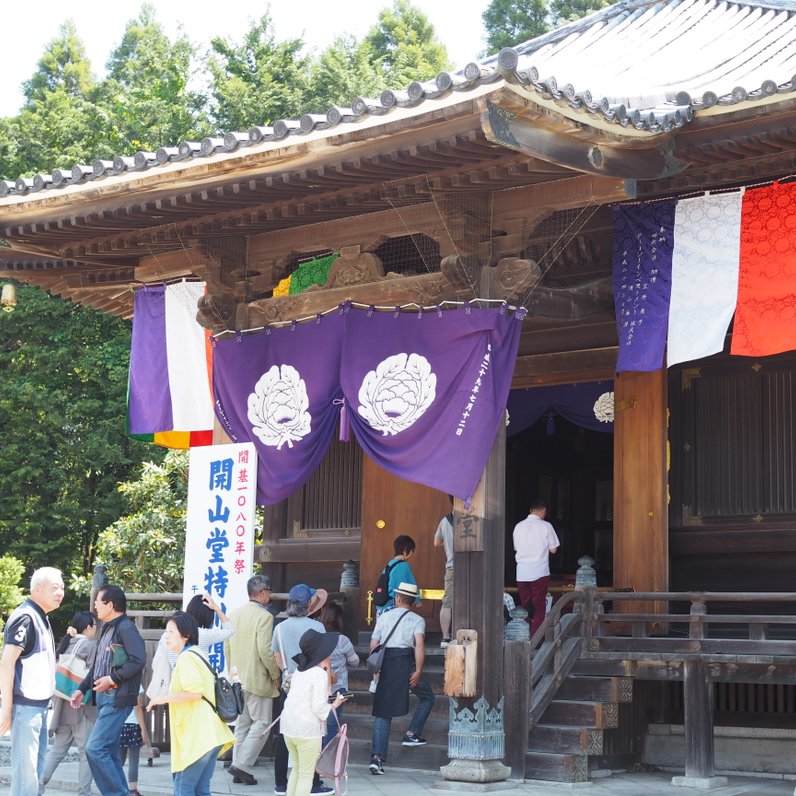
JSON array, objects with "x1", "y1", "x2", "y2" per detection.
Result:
[
  {"x1": 613, "y1": 369, "x2": 668, "y2": 615},
  {"x1": 441, "y1": 427, "x2": 510, "y2": 783},
  {"x1": 670, "y1": 660, "x2": 727, "y2": 789}
]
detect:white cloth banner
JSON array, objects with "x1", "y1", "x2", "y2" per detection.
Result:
[
  {"x1": 184, "y1": 442, "x2": 257, "y2": 671},
  {"x1": 164, "y1": 281, "x2": 214, "y2": 430},
  {"x1": 667, "y1": 192, "x2": 743, "y2": 367}
]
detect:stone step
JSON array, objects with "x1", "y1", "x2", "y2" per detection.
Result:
[
  {"x1": 541, "y1": 700, "x2": 619, "y2": 729},
  {"x1": 527, "y1": 724, "x2": 604, "y2": 755},
  {"x1": 524, "y1": 751, "x2": 589, "y2": 783},
  {"x1": 557, "y1": 675, "x2": 633, "y2": 703}
]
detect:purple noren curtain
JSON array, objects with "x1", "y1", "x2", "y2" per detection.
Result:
[
  {"x1": 213, "y1": 304, "x2": 524, "y2": 505},
  {"x1": 507, "y1": 381, "x2": 615, "y2": 437}
]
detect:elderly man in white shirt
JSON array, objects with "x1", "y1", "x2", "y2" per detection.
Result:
[{"x1": 512, "y1": 499, "x2": 560, "y2": 638}]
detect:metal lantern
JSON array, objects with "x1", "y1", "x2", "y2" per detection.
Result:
[{"x1": 1, "y1": 283, "x2": 16, "y2": 312}]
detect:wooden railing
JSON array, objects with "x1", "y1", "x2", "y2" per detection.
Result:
[{"x1": 507, "y1": 587, "x2": 796, "y2": 782}]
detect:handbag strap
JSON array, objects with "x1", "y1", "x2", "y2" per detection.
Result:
[
  {"x1": 188, "y1": 648, "x2": 221, "y2": 712},
  {"x1": 277, "y1": 625, "x2": 289, "y2": 674},
  {"x1": 377, "y1": 608, "x2": 410, "y2": 649}
]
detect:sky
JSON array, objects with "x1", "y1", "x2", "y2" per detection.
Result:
[{"x1": 0, "y1": 0, "x2": 493, "y2": 118}]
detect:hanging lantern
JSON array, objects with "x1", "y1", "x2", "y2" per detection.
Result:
[{"x1": 1, "y1": 283, "x2": 16, "y2": 313}]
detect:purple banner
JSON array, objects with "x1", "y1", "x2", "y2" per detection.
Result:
[
  {"x1": 613, "y1": 201, "x2": 676, "y2": 372},
  {"x1": 341, "y1": 305, "x2": 524, "y2": 505},
  {"x1": 212, "y1": 312, "x2": 344, "y2": 505},
  {"x1": 212, "y1": 304, "x2": 524, "y2": 506},
  {"x1": 129, "y1": 285, "x2": 172, "y2": 434}
]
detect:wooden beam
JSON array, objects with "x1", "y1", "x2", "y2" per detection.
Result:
[
  {"x1": 481, "y1": 97, "x2": 688, "y2": 181},
  {"x1": 134, "y1": 247, "x2": 209, "y2": 282},
  {"x1": 512, "y1": 347, "x2": 617, "y2": 387}
]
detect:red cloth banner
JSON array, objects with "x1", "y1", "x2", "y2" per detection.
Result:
[{"x1": 732, "y1": 182, "x2": 796, "y2": 356}]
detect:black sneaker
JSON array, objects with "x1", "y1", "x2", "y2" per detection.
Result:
[
  {"x1": 369, "y1": 756, "x2": 385, "y2": 775},
  {"x1": 402, "y1": 732, "x2": 428, "y2": 746}
]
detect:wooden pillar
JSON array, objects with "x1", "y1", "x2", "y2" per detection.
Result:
[
  {"x1": 613, "y1": 369, "x2": 668, "y2": 615},
  {"x1": 670, "y1": 660, "x2": 727, "y2": 789},
  {"x1": 503, "y1": 639, "x2": 531, "y2": 780},
  {"x1": 441, "y1": 428, "x2": 510, "y2": 783}
]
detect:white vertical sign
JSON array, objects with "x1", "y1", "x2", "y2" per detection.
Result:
[{"x1": 185, "y1": 442, "x2": 257, "y2": 671}]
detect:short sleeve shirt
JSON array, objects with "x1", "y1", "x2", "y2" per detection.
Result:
[
  {"x1": 513, "y1": 514, "x2": 560, "y2": 582},
  {"x1": 434, "y1": 515, "x2": 454, "y2": 569},
  {"x1": 372, "y1": 608, "x2": 424, "y2": 649},
  {"x1": 271, "y1": 617, "x2": 324, "y2": 674}
]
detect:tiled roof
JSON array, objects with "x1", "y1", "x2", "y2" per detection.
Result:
[{"x1": 1, "y1": 0, "x2": 794, "y2": 201}]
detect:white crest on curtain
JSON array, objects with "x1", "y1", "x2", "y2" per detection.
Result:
[
  {"x1": 247, "y1": 364, "x2": 311, "y2": 449},
  {"x1": 593, "y1": 392, "x2": 614, "y2": 423},
  {"x1": 358, "y1": 352, "x2": 437, "y2": 435}
]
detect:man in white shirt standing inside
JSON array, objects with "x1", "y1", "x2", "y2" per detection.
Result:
[{"x1": 513, "y1": 499, "x2": 560, "y2": 638}]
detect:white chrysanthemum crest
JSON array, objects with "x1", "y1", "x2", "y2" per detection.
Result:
[
  {"x1": 247, "y1": 364, "x2": 312, "y2": 449},
  {"x1": 593, "y1": 391, "x2": 615, "y2": 424},
  {"x1": 358, "y1": 352, "x2": 436, "y2": 435}
]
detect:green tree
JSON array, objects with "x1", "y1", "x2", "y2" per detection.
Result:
[
  {"x1": 304, "y1": 35, "x2": 386, "y2": 111},
  {"x1": 79, "y1": 450, "x2": 189, "y2": 595},
  {"x1": 482, "y1": 0, "x2": 550, "y2": 53},
  {"x1": 0, "y1": 283, "x2": 159, "y2": 576},
  {"x1": 208, "y1": 13, "x2": 309, "y2": 131},
  {"x1": 96, "y1": 5, "x2": 210, "y2": 152},
  {"x1": 0, "y1": 555, "x2": 24, "y2": 632},
  {"x1": 365, "y1": 0, "x2": 450, "y2": 87},
  {"x1": 8, "y1": 21, "x2": 104, "y2": 177},
  {"x1": 549, "y1": 0, "x2": 615, "y2": 25}
]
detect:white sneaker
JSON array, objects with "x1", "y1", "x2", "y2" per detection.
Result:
[{"x1": 441, "y1": 638, "x2": 452, "y2": 648}]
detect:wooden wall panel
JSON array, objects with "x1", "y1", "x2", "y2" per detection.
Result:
[
  {"x1": 359, "y1": 456, "x2": 450, "y2": 630},
  {"x1": 613, "y1": 369, "x2": 668, "y2": 598}
]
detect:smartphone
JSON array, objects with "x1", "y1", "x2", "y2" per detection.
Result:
[{"x1": 328, "y1": 690, "x2": 353, "y2": 703}]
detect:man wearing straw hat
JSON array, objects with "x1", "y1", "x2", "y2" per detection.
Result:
[{"x1": 368, "y1": 582, "x2": 435, "y2": 776}]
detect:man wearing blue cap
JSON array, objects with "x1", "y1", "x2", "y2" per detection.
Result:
[{"x1": 271, "y1": 583, "x2": 332, "y2": 795}]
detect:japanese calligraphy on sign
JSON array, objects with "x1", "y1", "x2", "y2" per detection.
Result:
[{"x1": 184, "y1": 443, "x2": 257, "y2": 672}]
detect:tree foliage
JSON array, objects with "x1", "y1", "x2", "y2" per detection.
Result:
[
  {"x1": 365, "y1": 0, "x2": 450, "y2": 87},
  {"x1": 74, "y1": 451, "x2": 189, "y2": 596},
  {"x1": 550, "y1": 0, "x2": 615, "y2": 25},
  {"x1": 0, "y1": 284, "x2": 160, "y2": 576},
  {"x1": 482, "y1": 0, "x2": 550, "y2": 53},
  {"x1": 97, "y1": 5, "x2": 211, "y2": 152},
  {"x1": 208, "y1": 13, "x2": 310, "y2": 131},
  {"x1": 0, "y1": 555, "x2": 25, "y2": 632}
]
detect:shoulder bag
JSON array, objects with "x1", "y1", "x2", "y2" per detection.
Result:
[
  {"x1": 277, "y1": 625, "x2": 292, "y2": 693},
  {"x1": 146, "y1": 648, "x2": 173, "y2": 701},
  {"x1": 366, "y1": 609, "x2": 410, "y2": 676},
  {"x1": 54, "y1": 638, "x2": 90, "y2": 702},
  {"x1": 317, "y1": 707, "x2": 349, "y2": 795},
  {"x1": 189, "y1": 649, "x2": 244, "y2": 723}
]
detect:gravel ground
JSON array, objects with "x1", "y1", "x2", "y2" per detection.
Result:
[{"x1": 0, "y1": 743, "x2": 79, "y2": 767}]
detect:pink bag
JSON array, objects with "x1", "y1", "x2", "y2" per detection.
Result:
[{"x1": 316, "y1": 709, "x2": 348, "y2": 795}]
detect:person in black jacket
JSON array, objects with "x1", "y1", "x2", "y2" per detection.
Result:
[{"x1": 71, "y1": 585, "x2": 145, "y2": 796}]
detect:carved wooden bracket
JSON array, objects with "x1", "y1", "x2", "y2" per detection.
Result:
[{"x1": 491, "y1": 257, "x2": 542, "y2": 303}]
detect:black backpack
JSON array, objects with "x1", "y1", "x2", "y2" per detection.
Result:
[{"x1": 374, "y1": 560, "x2": 400, "y2": 607}]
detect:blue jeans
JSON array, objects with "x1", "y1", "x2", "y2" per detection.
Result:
[
  {"x1": 10, "y1": 702, "x2": 48, "y2": 796},
  {"x1": 86, "y1": 691, "x2": 130, "y2": 796},
  {"x1": 173, "y1": 745, "x2": 222, "y2": 796},
  {"x1": 322, "y1": 689, "x2": 346, "y2": 749},
  {"x1": 370, "y1": 676, "x2": 435, "y2": 761}
]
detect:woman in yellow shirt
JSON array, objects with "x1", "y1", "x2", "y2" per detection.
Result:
[{"x1": 147, "y1": 612, "x2": 234, "y2": 795}]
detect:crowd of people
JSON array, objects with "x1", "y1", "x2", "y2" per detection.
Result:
[{"x1": 0, "y1": 529, "x2": 452, "y2": 796}]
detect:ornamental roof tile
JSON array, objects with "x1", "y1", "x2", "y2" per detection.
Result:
[{"x1": 1, "y1": 0, "x2": 794, "y2": 200}]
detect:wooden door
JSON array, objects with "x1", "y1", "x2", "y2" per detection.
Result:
[{"x1": 359, "y1": 455, "x2": 450, "y2": 631}]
